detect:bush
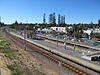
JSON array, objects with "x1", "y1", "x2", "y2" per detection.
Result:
[
  {"x1": 7, "y1": 65, "x2": 16, "y2": 71},
  {"x1": 91, "y1": 33, "x2": 100, "y2": 38}
]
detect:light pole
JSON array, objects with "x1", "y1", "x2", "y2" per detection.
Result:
[
  {"x1": 24, "y1": 23, "x2": 28, "y2": 51},
  {"x1": 73, "y1": 25, "x2": 76, "y2": 51},
  {"x1": 24, "y1": 25, "x2": 26, "y2": 51},
  {"x1": 57, "y1": 33, "x2": 59, "y2": 46},
  {"x1": 64, "y1": 35, "x2": 67, "y2": 50}
]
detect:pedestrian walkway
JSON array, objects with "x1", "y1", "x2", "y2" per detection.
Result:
[
  {"x1": 37, "y1": 35, "x2": 100, "y2": 50},
  {"x1": 31, "y1": 39, "x2": 84, "y2": 57}
]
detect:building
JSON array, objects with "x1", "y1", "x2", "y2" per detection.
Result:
[
  {"x1": 92, "y1": 28, "x2": 100, "y2": 33},
  {"x1": 82, "y1": 52, "x2": 100, "y2": 61},
  {"x1": 50, "y1": 27, "x2": 67, "y2": 33},
  {"x1": 83, "y1": 28, "x2": 100, "y2": 35},
  {"x1": 83, "y1": 29, "x2": 92, "y2": 35},
  {"x1": 83, "y1": 28, "x2": 100, "y2": 39}
]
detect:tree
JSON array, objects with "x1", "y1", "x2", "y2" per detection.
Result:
[
  {"x1": 49, "y1": 12, "x2": 56, "y2": 26},
  {"x1": 0, "y1": 22, "x2": 5, "y2": 27},
  {"x1": 43, "y1": 13, "x2": 46, "y2": 24},
  {"x1": 91, "y1": 33, "x2": 100, "y2": 38},
  {"x1": 52, "y1": 12, "x2": 56, "y2": 25},
  {"x1": 63, "y1": 15, "x2": 65, "y2": 24},
  {"x1": 60, "y1": 16, "x2": 65, "y2": 26},
  {"x1": 15, "y1": 21, "x2": 18, "y2": 25},
  {"x1": 11, "y1": 21, "x2": 19, "y2": 30},
  {"x1": 98, "y1": 19, "x2": 100, "y2": 25},
  {"x1": 58, "y1": 14, "x2": 61, "y2": 25},
  {"x1": 49, "y1": 14, "x2": 53, "y2": 25}
]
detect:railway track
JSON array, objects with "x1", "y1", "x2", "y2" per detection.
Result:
[
  {"x1": 5, "y1": 32, "x2": 100, "y2": 75},
  {"x1": 37, "y1": 35, "x2": 100, "y2": 52}
]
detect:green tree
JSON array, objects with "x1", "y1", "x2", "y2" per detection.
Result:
[
  {"x1": 43, "y1": 13, "x2": 46, "y2": 24},
  {"x1": 49, "y1": 14, "x2": 53, "y2": 25},
  {"x1": 15, "y1": 21, "x2": 18, "y2": 25},
  {"x1": 91, "y1": 33, "x2": 100, "y2": 38},
  {"x1": 98, "y1": 19, "x2": 100, "y2": 25},
  {"x1": 60, "y1": 15, "x2": 66, "y2": 26},
  {"x1": 58, "y1": 14, "x2": 61, "y2": 25},
  {"x1": 52, "y1": 12, "x2": 56, "y2": 25}
]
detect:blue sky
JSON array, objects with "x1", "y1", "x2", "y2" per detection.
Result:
[{"x1": 0, "y1": 0, "x2": 100, "y2": 24}]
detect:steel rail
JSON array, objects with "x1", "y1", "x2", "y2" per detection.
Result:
[{"x1": 6, "y1": 32, "x2": 100, "y2": 75}]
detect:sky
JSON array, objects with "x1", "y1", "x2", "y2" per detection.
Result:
[{"x1": 0, "y1": 0, "x2": 100, "y2": 24}]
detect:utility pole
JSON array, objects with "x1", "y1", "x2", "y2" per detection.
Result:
[
  {"x1": 24, "y1": 21, "x2": 28, "y2": 51},
  {"x1": 57, "y1": 33, "x2": 59, "y2": 46},
  {"x1": 64, "y1": 36, "x2": 67, "y2": 50},
  {"x1": 24, "y1": 25, "x2": 26, "y2": 51},
  {"x1": 73, "y1": 25, "x2": 76, "y2": 51},
  {"x1": 57, "y1": 35, "x2": 58, "y2": 46}
]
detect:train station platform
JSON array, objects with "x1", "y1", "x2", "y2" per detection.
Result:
[
  {"x1": 29, "y1": 37, "x2": 100, "y2": 65},
  {"x1": 37, "y1": 34, "x2": 100, "y2": 51}
]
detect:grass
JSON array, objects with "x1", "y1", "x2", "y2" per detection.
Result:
[
  {"x1": 0, "y1": 38, "x2": 16, "y2": 60},
  {"x1": 7, "y1": 64, "x2": 32, "y2": 75},
  {"x1": 0, "y1": 36, "x2": 46, "y2": 75},
  {"x1": 0, "y1": 38, "x2": 32, "y2": 75}
]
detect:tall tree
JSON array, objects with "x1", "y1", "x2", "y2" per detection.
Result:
[
  {"x1": 90, "y1": 21, "x2": 93, "y2": 24},
  {"x1": 49, "y1": 14, "x2": 53, "y2": 25},
  {"x1": 63, "y1": 15, "x2": 65, "y2": 24},
  {"x1": 60, "y1": 15, "x2": 66, "y2": 26},
  {"x1": 58, "y1": 14, "x2": 61, "y2": 25},
  {"x1": 15, "y1": 21, "x2": 18, "y2": 25},
  {"x1": 13, "y1": 21, "x2": 18, "y2": 30},
  {"x1": 98, "y1": 19, "x2": 100, "y2": 25},
  {"x1": 61, "y1": 16, "x2": 64, "y2": 25},
  {"x1": 43, "y1": 13, "x2": 46, "y2": 24},
  {"x1": 52, "y1": 12, "x2": 56, "y2": 25}
]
